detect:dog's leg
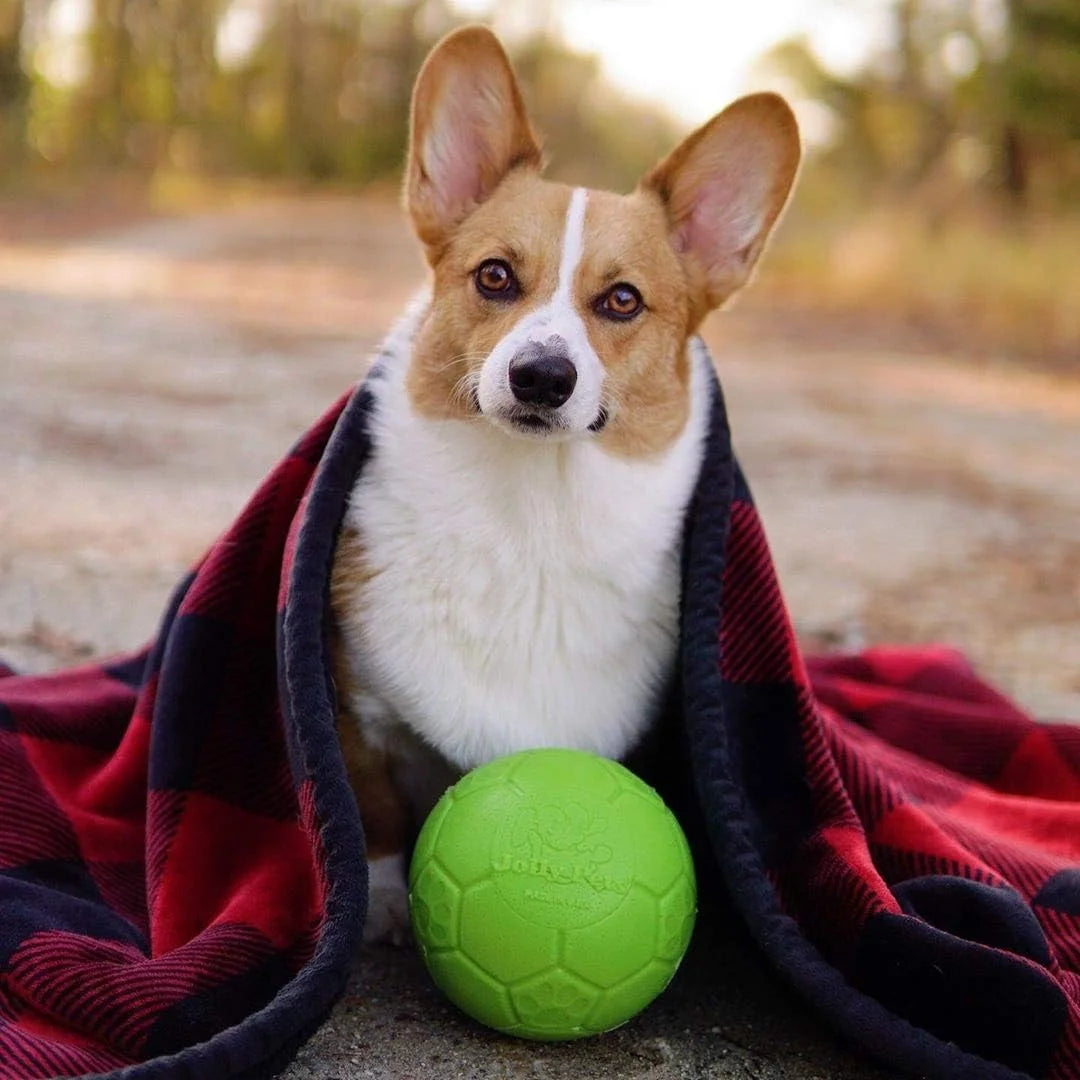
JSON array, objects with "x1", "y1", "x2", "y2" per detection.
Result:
[{"x1": 336, "y1": 708, "x2": 412, "y2": 945}]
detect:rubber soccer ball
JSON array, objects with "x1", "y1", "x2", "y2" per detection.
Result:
[{"x1": 408, "y1": 747, "x2": 697, "y2": 1040}]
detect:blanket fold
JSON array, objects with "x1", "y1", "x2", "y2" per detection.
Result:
[{"x1": 1, "y1": 359, "x2": 1077, "y2": 1080}]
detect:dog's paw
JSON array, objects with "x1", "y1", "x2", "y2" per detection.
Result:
[{"x1": 363, "y1": 853, "x2": 411, "y2": 946}]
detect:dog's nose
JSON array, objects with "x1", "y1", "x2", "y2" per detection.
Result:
[{"x1": 509, "y1": 347, "x2": 578, "y2": 409}]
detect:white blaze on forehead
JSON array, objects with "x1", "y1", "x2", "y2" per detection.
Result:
[
  {"x1": 476, "y1": 185, "x2": 605, "y2": 435},
  {"x1": 556, "y1": 187, "x2": 589, "y2": 302}
]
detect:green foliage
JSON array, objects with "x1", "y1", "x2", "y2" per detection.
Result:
[
  {"x1": 757, "y1": 200, "x2": 1080, "y2": 362},
  {"x1": 1005, "y1": 0, "x2": 1080, "y2": 141},
  {"x1": 763, "y1": 0, "x2": 1080, "y2": 212},
  {"x1": 747, "y1": 0, "x2": 1079, "y2": 363},
  {"x1": 0, "y1": 0, "x2": 29, "y2": 160},
  {"x1": 1, "y1": 0, "x2": 680, "y2": 190}
]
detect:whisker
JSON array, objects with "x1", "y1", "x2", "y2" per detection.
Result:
[
  {"x1": 431, "y1": 352, "x2": 488, "y2": 375},
  {"x1": 450, "y1": 370, "x2": 483, "y2": 414}
]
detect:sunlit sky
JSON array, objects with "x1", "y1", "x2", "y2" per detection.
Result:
[
  {"x1": 44, "y1": 0, "x2": 899, "y2": 140},
  {"x1": 450, "y1": 0, "x2": 896, "y2": 126}
]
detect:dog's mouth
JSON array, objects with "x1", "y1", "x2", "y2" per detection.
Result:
[
  {"x1": 478, "y1": 400, "x2": 610, "y2": 440},
  {"x1": 512, "y1": 413, "x2": 553, "y2": 432},
  {"x1": 500, "y1": 406, "x2": 566, "y2": 438}
]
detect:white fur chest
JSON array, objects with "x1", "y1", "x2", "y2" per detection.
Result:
[{"x1": 334, "y1": 317, "x2": 710, "y2": 771}]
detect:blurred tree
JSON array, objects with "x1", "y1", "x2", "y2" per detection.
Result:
[
  {"x1": 0, "y1": 4, "x2": 25, "y2": 109},
  {"x1": 0, "y1": 0, "x2": 28, "y2": 161},
  {"x1": 81, "y1": 0, "x2": 134, "y2": 164},
  {"x1": 763, "y1": 0, "x2": 1080, "y2": 212},
  {"x1": 2, "y1": 0, "x2": 685, "y2": 189},
  {"x1": 993, "y1": 0, "x2": 1080, "y2": 205}
]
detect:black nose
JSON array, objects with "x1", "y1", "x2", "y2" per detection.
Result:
[{"x1": 509, "y1": 348, "x2": 578, "y2": 409}]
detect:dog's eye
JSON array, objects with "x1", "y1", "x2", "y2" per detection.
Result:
[
  {"x1": 475, "y1": 259, "x2": 518, "y2": 299},
  {"x1": 597, "y1": 283, "x2": 643, "y2": 321}
]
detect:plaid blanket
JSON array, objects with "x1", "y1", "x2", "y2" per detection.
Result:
[{"x1": 1, "y1": 360, "x2": 1077, "y2": 1080}]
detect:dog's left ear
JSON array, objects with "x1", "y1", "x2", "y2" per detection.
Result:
[
  {"x1": 406, "y1": 26, "x2": 542, "y2": 254},
  {"x1": 642, "y1": 93, "x2": 800, "y2": 314}
]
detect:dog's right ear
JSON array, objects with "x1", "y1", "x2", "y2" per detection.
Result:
[
  {"x1": 641, "y1": 93, "x2": 800, "y2": 317},
  {"x1": 406, "y1": 26, "x2": 542, "y2": 254}
]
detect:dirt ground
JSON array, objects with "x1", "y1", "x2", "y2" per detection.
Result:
[{"x1": 2, "y1": 193, "x2": 1078, "y2": 1079}]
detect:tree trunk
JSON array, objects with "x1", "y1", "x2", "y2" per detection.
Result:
[
  {"x1": 85, "y1": 0, "x2": 133, "y2": 164},
  {"x1": 0, "y1": 0, "x2": 27, "y2": 162},
  {"x1": 1001, "y1": 124, "x2": 1028, "y2": 210}
]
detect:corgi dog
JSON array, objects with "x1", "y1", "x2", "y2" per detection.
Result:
[{"x1": 330, "y1": 26, "x2": 800, "y2": 943}]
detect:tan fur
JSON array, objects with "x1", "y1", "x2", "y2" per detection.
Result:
[
  {"x1": 334, "y1": 708, "x2": 409, "y2": 861},
  {"x1": 401, "y1": 33, "x2": 799, "y2": 461},
  {"x1": 405, "y1": 27, "x2": 542, "y2": 255},
  {"x1": 642, "y1": 92, "x2": 801, "y2": 320},
  {"x1": 403, "y1": 175, "x2": 702, "y2": 458},
  {"x1": 406, "y1": 172, "x2": 571, "y2": 422},
  {"x1": 330, "y1": 528, "x2": 378, "y2": 651},
  {"x1": 332, "y1": 26, "x2": 802, "y2": 901},
  {"x1": 579, "y1": 189, "x2": 694, "y2": 458},
  {"x1": 329, "y1": 532, "x2": 406, "y2": 859}
]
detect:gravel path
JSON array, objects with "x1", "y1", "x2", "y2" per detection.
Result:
[{"x1": 2, "y1": 193, "x2": 1077, "y2": 1078}]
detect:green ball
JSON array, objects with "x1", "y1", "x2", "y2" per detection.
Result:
[{"x1": 408, "y1": 747, "x2": 696, "y2": 1041}]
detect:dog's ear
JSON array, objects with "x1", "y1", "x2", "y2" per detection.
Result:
[
  {"x1": 641, "y1": 93, "x2": 800, "y2": 314},
  {"x1": 406, "y1": 26, "x2": 542, "y2": 253}
]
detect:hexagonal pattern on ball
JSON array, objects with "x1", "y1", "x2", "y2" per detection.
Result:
[
  {"x1": 583, "y1": 957, "x2": 684, "y2": 1035},
  {"x1": 562, "y1": 882, "x2": 659, "y2": 988},
  {"x1": 409, "y1": 859, "x2": 460, "y2": 951},
  {"x1": 507, "y1": 748, "x2": 624, "y2": 806},
  {"x1": 452, "y1": 751, "x2": 522, "y2": 799},
  {"x1": 423, "y1": 782, "x2": 521, "y2": 891},
  {"x1": 424, "y1": 949, "x2": 519, "y2": 1033},
  {"x1": 657, "y1": 877, "x2": 697, "y2": 962},
  {"x1": 459, "y1": 879, "x2": 560, "y2": 985},
  {"x1": 609, "y1": 787, "x2": 693, "y2": 898},
  {"x1": 408, "y1": 749, "x2": 698, "y2": 1042},
  {"x1": 509, "y1": 969, "x2": 602, "y2": 1039}
]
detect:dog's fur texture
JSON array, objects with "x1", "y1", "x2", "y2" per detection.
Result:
[{"x1": 329, "y1": 26, "x2": 800, "y2": 943}]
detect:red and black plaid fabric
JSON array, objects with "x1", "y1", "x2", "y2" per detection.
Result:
[
  {"x1": 0, "y1": 387, "x2": 371, "y2": 1080},
  {"x1": 682, "y1": 383, "x2": 1080, "y2": 1080},
  {"x1": 0, "y1": 362, "x2": 1077, "y2": 1079}
]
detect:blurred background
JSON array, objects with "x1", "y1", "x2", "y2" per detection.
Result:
[
  {"x1": 1, "y1": 0, "x2": 1078, "y2": 724},
  {"x1": 2, "y1": 0, "x2": 1078, "y2": 357}
]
